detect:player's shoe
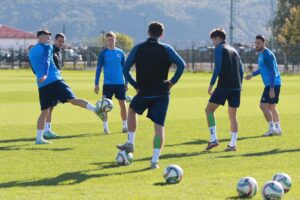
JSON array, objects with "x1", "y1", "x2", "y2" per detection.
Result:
[
  {"x1": 43, "y1": 131, "x2": 58, "y2": 139},
  {"x1": 224, "y1": 145, "x2": 237, "y2": 152},
  {"x1": 205, "y1": 140, "x2": 219, "y2": 151},
  {"x1": 104, "y1": 128, "x2": 110, "y2": 134},
  {"x1": 150, "y1": 162, "x2": 159, "y2": 169},
  {"x1": 262, "y1": 129, "x2": 276, "y2": 137},
  {"x1": 275, "y1": 129, "x2": 282, "y2": 136},
  {"x1": 117, "y1": 142, "x2": 134, "y2": 153},
  {"x1": 122, "y1": 127, "x2": 128, "y2": 133},
  {"x1": 35, "y1": 138, "x2": 52, "y2": 144}
]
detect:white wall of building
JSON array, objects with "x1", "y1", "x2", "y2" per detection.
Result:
[{"x1": 0, "y1": 38, "x2": 36, "y2": 49}]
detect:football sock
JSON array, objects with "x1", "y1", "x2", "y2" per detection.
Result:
[
  {"x1": 151, "y1": 148, "x2": 161, "y2": 163},
  {"x1": 103, "y1": 121, "x2": 109, "y2": 130},
  {"x1": 269, "y1": 121, "x2": 275, "y2": 131},
  {"x1": 122, "y1": 120, "x2": 127, "y2": 128},
  {"x1": 128, "y1": 132, "x2": 135, "y2": 144},
  {"x1": 274, "y1": 121, "x2": 281, "y2": 131},
  {"x1": 229, "y1": 132, "x2": 238, "y2": 147},
  {"x1": 44, "y1": 122, "x2": 51, "y2": 132},
  {"x1": 209, "y1": 126, "x2": 217, "y2": 142},
  {"x1": 36, "y1": 129, "x2": 43, "y2": 140},
  {"x1": 86, "y1": 103, "x2": 96, "y2": 112}
]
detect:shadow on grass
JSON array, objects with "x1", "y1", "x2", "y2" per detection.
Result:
[
  {"x1": 0, "y1": 144, "x2": 73, "y2": 152},
  {"x1": 165, "y1": 135, "x2": 263, "y2": 147},
  {"x1": 153, "y1": 182, "x2": 169, "y2": 186},
  {"x1": 225, "y1": 196, "x2": 252, "y2": 200},
  {"x1": 0, "y1": 166, "x2": 150, "y2": 188},
  {"x1": 218, "y1": 148, "x2": 300, "y2": 159}
]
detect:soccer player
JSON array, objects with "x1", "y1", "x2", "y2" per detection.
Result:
[
  {"x1": 117, "y1": 22, "x2": 185, "y2": 169},
  {"x1": 94, "y1": 31, "x2": 128, "y2": 134},
  {"x1": 29, "y1": 30, "x2": 102, "y2": 144},
  {"x1": 43, "y1": 33, "x2": 65, "y2": 139},
  {"x1": 245, "y1": 35, "x2": 282, "y2": 136},
  {"x1": 205, "y1": 28, "x2": 244, "y2": 152}
]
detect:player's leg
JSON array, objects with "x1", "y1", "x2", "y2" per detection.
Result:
[
  {"x1": 36, "y1": 109, "x2": 52, "y2": 144},
  {"x1": 260, "y1": 86, "x2": 276, "y2": 136},
  {"x1": 151, "y1": 123, "x2": 164, "y2": 169},
  {"x1": 115, "y1": 85, "x2": 128, "y2": 132},
  {"x1": 101, "y1": 85, "x2": 115, "y2": 134},
  {"x1": 269, "y1": 86, "x2": 281, "y2": 135},
  {"x1": 43, "y1": 107, "x2": 58, "y2": 139}
]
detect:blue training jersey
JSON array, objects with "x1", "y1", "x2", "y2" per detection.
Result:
[
  {"x1": 95, "y1": 48, "x2": 126, "y2": 85},
  {"x1": 29, "y1": 43, "x2": 62, "y2": 88},
  {"x1": 252, "y1": 48, "x2": 281, "y2": 87}
]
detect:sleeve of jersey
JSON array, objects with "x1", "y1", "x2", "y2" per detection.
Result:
[
  {"x1": 252, "y1": 69, "x2": 260, "y2": 76},
  {"x1": 121, "y1": 52, "x2": 128, "y2": 85},
  {"x1": 165, "y1": 45, "x2": 186, "y2": 84},
  {"x1": 95, "y1": 51, "x2": 104, "y2": 86},
  {"x1": 239, "y1": 59, "x2": 244, "y2": 84},
  {"x1": 39, "y1": 45, "x2": 51, "y2": 79},
  {"x1": 264, "y1": 52, "x2": 276, "y2": 87},
  {"x1": 123, "y1": 45, "x2": 138, "y2": 89},
  {"x1": 210, "y1": 46, "x2": 222, "y2": 86}
]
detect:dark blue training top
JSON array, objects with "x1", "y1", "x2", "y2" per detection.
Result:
[
  {"x1": 123, "y1": 37, "x2": 185, "y2": 96},
  {"x1": 210, "y1": 42, "x2": 244, "y2": 90}
]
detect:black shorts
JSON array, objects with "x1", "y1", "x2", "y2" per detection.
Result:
[
  {"x1": 130, "y1": 95, "x2": 169, "y2": 126},
  {"x1": 261, "y1": 86, "x2": 281, "y2": 104},
  {"x1": 38, "y1": 80, "x2": 76, "y2": 110},
  {"x1": 103, "y1": 84, "x2": 126, "y2": 100},
  {"x1": 209, "y1": 87, "x2": 241, "y2": 108}
]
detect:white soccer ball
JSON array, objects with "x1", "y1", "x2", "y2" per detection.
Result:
[
  {"x1": 125, "y1": 95, "x2": 133, "y2": 103},
  {"x1": 163, "y1": 164, "x2": 183, "y2": 184},
  {"x1": 115, "y1": 150, "x2": 133, "y2": 166},
  {"x1": 237, "y1": 177, "x2": 258, "y2": 198},
  {"x1": 272, "y1": 173, "x2": 292, "y2": 193},
  {"x1": 262, "y1": 181, "x2": 284, "y2": 200},
  {"x1": 100, "y1": 98, "x2": 114, "y2": 112}
]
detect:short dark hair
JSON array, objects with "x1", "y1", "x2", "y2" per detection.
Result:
[
  {"x1": 255, "y1": 35, "x2": 265, "y2": 42},
  {"x1": 105, "y1": 31, "x2": 116, "y2": 38},
  {"x1": 55, "y1": 33, "x2": 65, "y2": 40},
  {"x1": 37, "y1": 30, "x2": 51, "y2": 37},
  {"x1": 210, "y1": 28, "x2": 226, "y2": 40},
  {"x1": 148, "y1": 21, "x2": 164, "y2": 38}
]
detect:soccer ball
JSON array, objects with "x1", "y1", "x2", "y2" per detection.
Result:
[
  {"x1": 115, "y1": 150, "x2": 133, "y2": 166},
  {"x1": 126, "y1": 95, "x2": 133, "y2": 103},
  {"x1": 262, "y1": 181, "x2": 284, "y2": 200},
  {"x1": 99, "y1": 98, "x2": 114, "y2": 112},
  {"x1": 272, "y1": 173, "x2": 292, "y2": 193},
  {"x1": 237, "y1": 177, "x2": 258, "y2": 198},
  {"x1": 163, "y1": 164, "x2": 183, "y2": 184}
]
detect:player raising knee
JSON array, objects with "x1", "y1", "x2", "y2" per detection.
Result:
[
  {"x1": 29, "y1": 30, "x2": 103, "y2": 145},
  {"x1": 94, "y1": 31, "x2": 128, "y2": 134},
  {"x1": 245, "y1": 35, "x2": 282, "y2": 136},
  {"x1": 117, "y1": 22, "x2": 185, "y2": 169},
  {"x1": 205, "y1": 28, "x2": 244, "y2": 152}
]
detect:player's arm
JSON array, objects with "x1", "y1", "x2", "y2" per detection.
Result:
[
  {"x1": 245, "y1": 69, "x2": 260, "y2": 80},
  {"x1": 208, "y1": 46, "x2": 222, "y2": 94},
  {"x1": 123, "y1": 45, "x2": 139, "y2": 90},
  {"x1": 94, "y1": 51, "x2": 104, "y2": 94},
  {"x1": 121, "y1": 51, "x2": 129, "y2": 91},
  {"x1": 239, "y1": 59, "x2": 244, "y2": 84},
  {"x1": 38, "y1": 45, "x2": 51, "y2": 83},
  {"x1": 164, "y1": 45, "x2": 186, "y2": 88},
  {"x1": 264, "y1": 51, "x2": 277, "y2": 98}
]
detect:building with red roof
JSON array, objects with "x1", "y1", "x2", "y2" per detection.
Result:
[{"x1": 0, "y1": 24, "x2": 36, "y2": 49}]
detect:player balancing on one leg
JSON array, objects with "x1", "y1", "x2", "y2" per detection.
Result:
[
  {"x1": 245, "y1": 35, "x2": 282, "y2": 136},
  {"x1": 205, "y1": 28, "x2": 244, "y2": 152},
  {"x1": 29, "y1": 30, "x2": 103, "y2": 145},
  {"x1": 94, "y1": 31, "x2": 128, "y2": 134},
  {"x1": 43, "y1": 33, "x2": 65, "y2": 139},
  {"x1": 117, "y1": 22, "x2": 185, "y2": 169}
]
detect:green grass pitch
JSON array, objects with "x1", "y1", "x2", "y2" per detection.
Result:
[{"x1": 0, "y1": 70, "x2": 299, "y2": 199}]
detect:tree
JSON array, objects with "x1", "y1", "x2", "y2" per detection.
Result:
[{"x1": 98, "y1": 32, "x2": 134, "y2": 52}]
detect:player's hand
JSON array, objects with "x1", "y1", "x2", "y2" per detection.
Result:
[
  {"x1": 125, "y1": 84, "x2": 128, "y2": 92},
  {"x1": 269, "y1": 87, "x2": 275, "y2": 99},
  {"x1": 38, "y1": 75, "x2": 47, "y2": 83},
  {"x1": 94, "y1": 85, "x2": 100, "y2": 94},
  {"x1": 208, "y1": 85, "x2": 213, "y2": 95},
  {"x1": 164, "y1": 80, "x2": 174, "y2": 89},
  {"x1": 245, "y1": 74, "x2": 253, "y2": 80}
]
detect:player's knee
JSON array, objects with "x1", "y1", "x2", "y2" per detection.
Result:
[{"x1": 205, "y1": 107, "x2": 213, "y2": 114}]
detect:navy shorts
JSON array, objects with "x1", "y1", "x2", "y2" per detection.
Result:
[
  {"x1": 130, "y1": 95, "x2": 169, "y2": 126},
  {"x1": 209, "y1": 87, "x2": 241, "y2": 108},
  {"x1": 261, "y1": 86, "x2": 281, "y2": 104},
  {"x1": 38, "y1": 80, "x2": 76, "y2": 110},
  {"x1": 103, "y1": 84, "x2": 126, "y2": 100}
]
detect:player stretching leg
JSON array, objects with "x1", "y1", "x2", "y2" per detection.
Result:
[
  {"x1": 29, "y1": 30, "x2": 103, "y2": 144},
  {"x1": 245, "y1": 35, "x2": 282, "y2": 136},
  {"x1": 117, "y1": 22, "x2": 185, "y2": 169},
  {"x1": 205, "y1": 28, "x2": 244, "y2": 152},
  {"x1": 94, "y1": 31, "x2": 128, "y2": 134}
]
